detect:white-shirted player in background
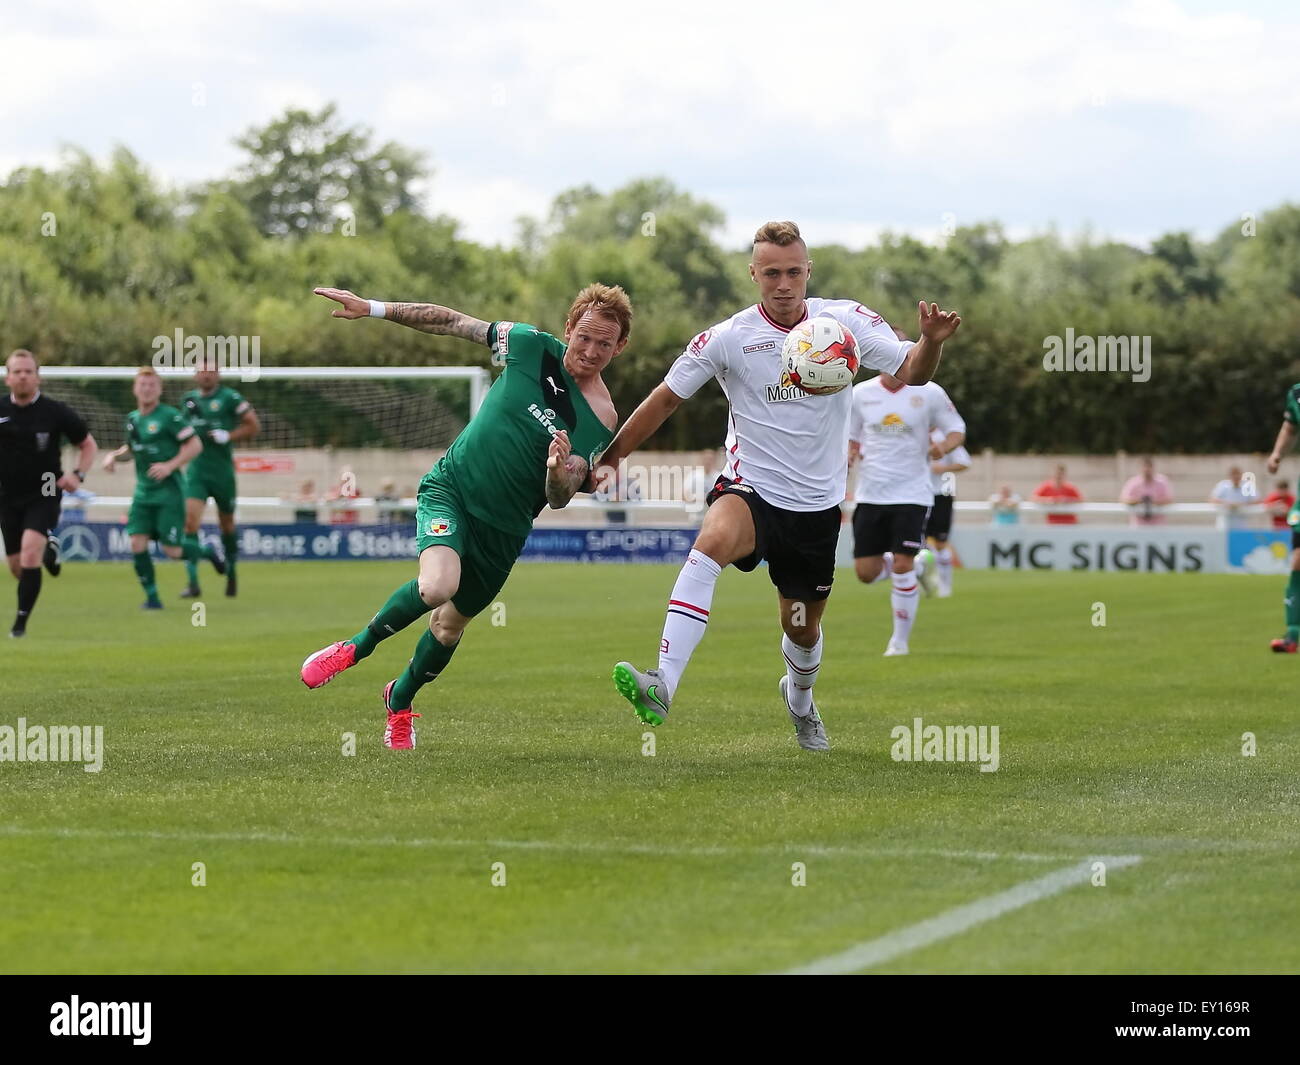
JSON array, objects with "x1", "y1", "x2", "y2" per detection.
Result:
[
  {"x1": 927, "y1": 424, "x2": 971, "y2": 597},
  {"x1": 595, "y1": 221, "x2": 960, "y2": 749},
  {"x1": 849, "y1": 372, "x2": 965, "y2": 655}
]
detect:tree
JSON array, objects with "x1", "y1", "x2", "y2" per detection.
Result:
[
  {"x1": 538, "y1": 177, "x2": 739, "y2": 315},
  {"x1": 227, "y1": 104, "x2": 426, "y2": 237}
]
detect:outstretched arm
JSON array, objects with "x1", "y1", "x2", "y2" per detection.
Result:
[
  {"x1": 896, "y1": 301, "x2": 961, "y2": 385},
  {"x1": 314, "y1": 287, "x2": 491, "y2": 347}
]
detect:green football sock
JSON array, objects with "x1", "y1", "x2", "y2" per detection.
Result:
[
  {"x1": 350, "y1": 579, "x2": 432, "y2": 661},
  {"x1": 390, "y1": 628, "x2": 459, "y2": 709},
  {"x1": 1286, "y1": 571, "x2": 1300, "y2": 642},
  {"x1": 221, "y1": 531, "x2": 238, "y2": 581},
  {"x1": 133, "y1": 551, "x2": 158, "y2": 601},
  {"x1": 181, "y1": 533, "x2": 201, "y2": 585}
]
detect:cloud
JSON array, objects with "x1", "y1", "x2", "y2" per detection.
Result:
[{"x1": 4, "y1": 0, "x2": 1300, "y2": 248}]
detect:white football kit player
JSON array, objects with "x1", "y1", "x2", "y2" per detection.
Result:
[
  {"x1": 849, "y1": 378, "x2": 965, "y2": 652},
  {"x1": 621, "y1": 298, "x2": 910, "y2": 740}
]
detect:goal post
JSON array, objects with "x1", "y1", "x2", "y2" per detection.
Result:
[{"x1": 37, "y1": 364, "x2": 491, "y2": 525}]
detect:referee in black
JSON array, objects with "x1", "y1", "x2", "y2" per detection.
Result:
[{"x1": 0, "y1": 350, "x2": 97, "y2": 637}]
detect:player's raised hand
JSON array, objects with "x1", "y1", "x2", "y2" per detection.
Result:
[
  {"x1": 547, "y1": 429, "x2": 573, "y2": 472},
  {"x1": 314, "y1": 287, "x2": 371, "y2": 320},
  {"x1": 918, "y1": 301, "x2": 961, "y2": 343},
  {"x1": 1267, "y1": 453, "x2": 1282, "y2": 475}
]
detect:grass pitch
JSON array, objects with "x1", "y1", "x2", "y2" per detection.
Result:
[{"x1": 1, "y1": 562, "x2": 1297, "y2": 974}]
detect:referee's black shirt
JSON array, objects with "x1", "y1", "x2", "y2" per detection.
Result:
[{"x1": 0, "y1": 392, "x2": 90, "y2": 497}]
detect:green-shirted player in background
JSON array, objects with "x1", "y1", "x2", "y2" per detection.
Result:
[
  {"x1": 1266, "y1": 381, "x2": 1300, "y2": 652},
  {"x1": 101, "y1": 367, "x2": 203, "y2": 609},
  {"x1": 300, "y1": 283, "x2": 627, "y2": 749},
  {"x1": 180, "y1": 358, "x2": 260, "y2": 599}
]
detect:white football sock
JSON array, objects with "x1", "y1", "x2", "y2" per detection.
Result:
[
  {"x1": 657, "y1": 549, "x2": 722, "y2": 698},
  {"x1": 782, "y1": 630, "x2": 823, "y2": 716},
  {"x1": 871, "y1": 551, "x2": 894, "y2": 584},
  {"x1": 935, "y1": 546, "x2": 953, "y2": 594},
  {"x1": 890, "y1": 569, "x2": 920, "y2": 647}
]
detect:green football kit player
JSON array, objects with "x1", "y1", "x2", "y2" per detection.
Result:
[
  {"x1": 300, "y1": 283, "x2": 627, "y2": 749},
  {"x1": 180, "y1": 365, "x2": 259, "y2": 599},
  {"x1": 101, "y1": 368, "x2": 203, "y2": 609},
  {"x1": 1267, "y1": 382, "x2": 1300, "y2": 652}
]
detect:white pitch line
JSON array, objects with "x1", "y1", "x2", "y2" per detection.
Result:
[
  {"x1": 781, "y1": 855, "x2": 1142, "y2": 975},
  {"x1": 0, "y1": 824, "x2": 1071, "y2": 863}
]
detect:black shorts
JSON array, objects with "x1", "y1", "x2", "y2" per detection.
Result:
[
  {"x1": 0, "y1": 493, "x2": 61, "y2": 556},
  {"x1": 926, "y1": 495, "x2": 955, "y2": 541},
  {"x1": 852, "y1": 503, "x2": 929, "y2": 558},
  {"x1": 1292, "y1": 527, "x2": 1300, "y2": 552},
  {"x1": 706, "y1": 477, "x2": 841, "y2": 601}
]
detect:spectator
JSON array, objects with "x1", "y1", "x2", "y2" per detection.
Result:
[
  {"x1": 375, "y1": 478, "x2": 402, "y2": 525},
  {"x1": 1264, "y1": 478, "x2": 1295, "y2": 530},
  {"x1": 325, "y1": 468, "x2": 360, "y2": 525},
  {"x1": 290, "y1": 478, "x2": 318, "y2": 523},
  {"x1": 1208, "y1": 466, "x2": 1253, "y2": 530},
  {"x1": 1032, "y1": 464, "x2": 1083, "y2": 524},
  {"x1": 1119, "y1": 457, "x2": 1175, "y2": 526},
  {"x1": 989, "y1": 484, "x2": 1021, "y2": 525}
]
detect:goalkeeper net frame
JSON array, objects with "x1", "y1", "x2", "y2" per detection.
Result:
[{"x1": 38, "y1": 365, "x2": 491, "y2": 517}]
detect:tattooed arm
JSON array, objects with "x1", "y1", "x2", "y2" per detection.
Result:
[
  {"x1": 545, "y1": 430, "x2": 591, "y2": 509},
  {"x1": 313, "y1": 287, "x2": 491, "y2": 347}
]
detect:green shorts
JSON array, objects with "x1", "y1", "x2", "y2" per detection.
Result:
[
  {"x1": 127, "y1": 490, "x2": 185, "y2": 548},
  {"x1": 415, "y1": 470, "x2": 527, "y2": 618},
  {"x1": 186, "y1": 463, "x2": 237, "y2": 513}
]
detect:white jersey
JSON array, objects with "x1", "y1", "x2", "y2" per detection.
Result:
[
  {"x1": 929, "y1": 427, "x2": 972, "y2": 496},
  {"x1": 663, "y1": 299, "x2": 909, "y2": 512},
  {"x1": 850, "y1": 379, "x2": 965, "y2": 506}
]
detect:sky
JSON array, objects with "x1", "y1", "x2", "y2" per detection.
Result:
[{"x1": 5, "y1": 0, "x2": 1298, "y2": 250}]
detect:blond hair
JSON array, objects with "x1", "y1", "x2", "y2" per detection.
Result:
[
  {"x1": 566, "y1": 283, "x2": 633, "y2": 343},
  {"x1": 135, "y1": 366, "x2": 160, "y2": 380},
  {"x1": 6, "y1": 349, "x2": 38, "y2": 371},
  {"x1": 753, "y1": 221, "x2": 804, "y2": 248}
]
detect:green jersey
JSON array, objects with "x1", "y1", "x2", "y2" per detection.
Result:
[
  {"x1": 435, "y1": 321, "x2": 615, "y2": 536},
  {"x1": 126, "y1": 404, "x2": 196, "y2": 501},
  {"x1": 181, "y1": 385, "x2": 250, "y2": 471}
]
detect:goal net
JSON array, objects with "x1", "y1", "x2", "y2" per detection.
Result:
[{"x1": 37, "y1": 366, "x2": 490, "y2": 557}]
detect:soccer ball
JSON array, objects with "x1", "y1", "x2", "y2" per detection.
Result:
[{"x1": 781, "y1": 317, "x2": 860, "y2": 395}]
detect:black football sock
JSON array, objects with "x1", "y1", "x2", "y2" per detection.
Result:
[{"x1": 17, "y1": 566, "x2": 42, "y2": 623}]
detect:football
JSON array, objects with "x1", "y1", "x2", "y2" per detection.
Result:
[{"x1": 781, "y1": 316, "x2": 860, "y2": 395}]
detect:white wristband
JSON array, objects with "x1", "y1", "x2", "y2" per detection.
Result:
[{"x1": 368, "y1": 299, "x2": 386, "y2": 319}]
